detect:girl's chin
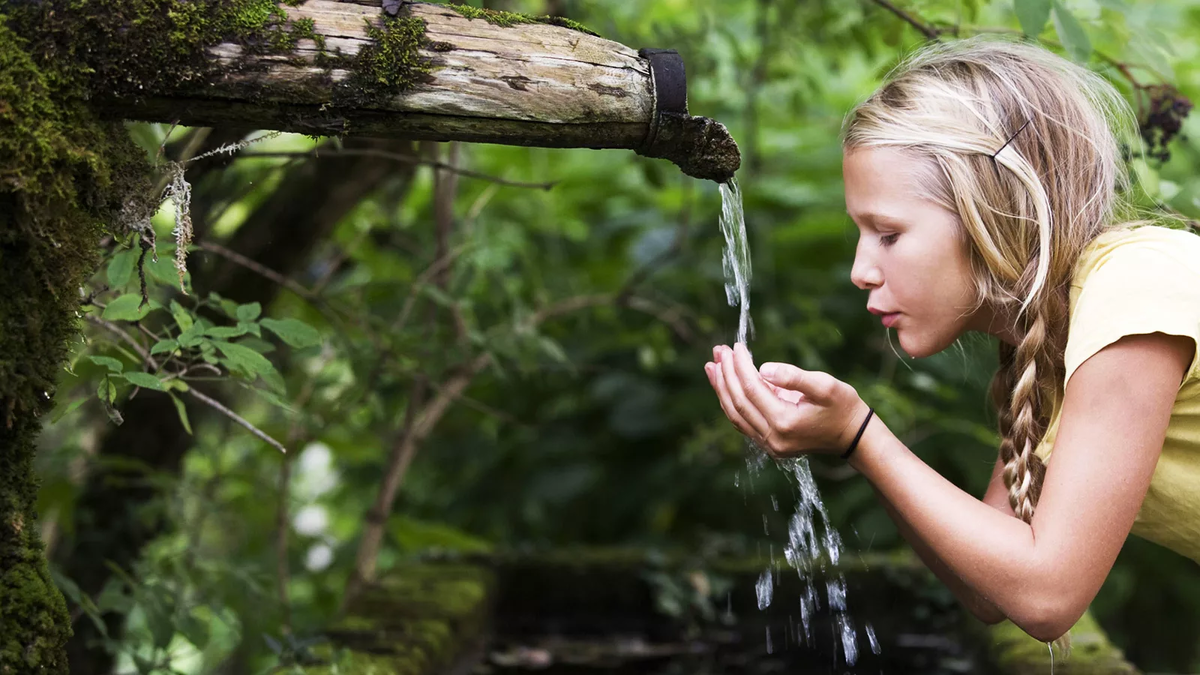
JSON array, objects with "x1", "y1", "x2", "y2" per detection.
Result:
[{"x1": 897, "y1": 328, "x2": 956, "y2": 359}]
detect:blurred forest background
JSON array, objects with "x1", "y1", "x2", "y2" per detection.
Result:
[{"x1": 37, "y1": 0, "x2": 1200, "y2": 672}]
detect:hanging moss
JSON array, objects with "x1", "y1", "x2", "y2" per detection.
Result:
[
  {"x1": 0, "y1": 11, "x2": 154, "y2": 672},
  {"x1": 445, "y1": 4, "x2": 599, "y2": 37}
]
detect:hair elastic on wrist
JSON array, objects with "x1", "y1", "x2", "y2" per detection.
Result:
[{"x1": 841, "y1": 407, "x2": 875, "y2": 460}]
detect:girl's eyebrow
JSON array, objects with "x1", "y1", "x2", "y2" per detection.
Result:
[{"x1": 847, "y1": 209, "x2": 906, "y2": 226}]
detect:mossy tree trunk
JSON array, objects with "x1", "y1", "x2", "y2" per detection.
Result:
[{"x1": 0, "y1": 16, "x2": 154, "y2": 673}]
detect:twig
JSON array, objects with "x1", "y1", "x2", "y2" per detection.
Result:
[
  {"x1": 390, "y1": 244, "x2": 472, "y2": 335},
  {"x1": 186, "y1": 387, "x2": 287, "y2": 453},
  {"x1": 84, "y1": 314, "x2": 158, "y2": 369},
  {"x1": 345, "y1": 353, "x2": 492, "y2": 603},
  {"x1": 869, "y1": 0, "x2": 941, "y2": 39},
  {"x1": 239, "y1": 149, "x2": 558, "y2": 191},
  {"x1": 196, "y1": 241, "x2": 315, "y2": 300}
]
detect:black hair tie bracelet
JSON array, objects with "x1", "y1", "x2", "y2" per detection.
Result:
[{"x1": 841, "y1": 407, "x2": 875, "y2": 460}]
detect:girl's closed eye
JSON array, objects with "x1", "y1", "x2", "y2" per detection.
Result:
[{"x1": 880, "y1": 232, "x2": 900, "y2": 247}]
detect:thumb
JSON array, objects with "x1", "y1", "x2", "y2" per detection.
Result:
[{"x1": 760, "y1": 362, "x2": 829, "y2": 401}]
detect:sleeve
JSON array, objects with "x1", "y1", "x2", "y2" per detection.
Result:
[{"x1": 1064, "y1": 239, "x2": 1200, "y2": 387}]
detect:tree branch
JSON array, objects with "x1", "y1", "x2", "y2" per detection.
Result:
[
  {"x1": 239, "y1": 149, "x2": 558, "y2": 191},
  {"x1": 869, "y1": 0, "x2": 941, "y2": 39},
  {"x1": 186, "y1": 387, "x2": 287, "y2": 454}
]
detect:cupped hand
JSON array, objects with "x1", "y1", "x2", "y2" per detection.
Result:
[{"x1": 703, "y1": 343, "x2": 869, "y2": 458}]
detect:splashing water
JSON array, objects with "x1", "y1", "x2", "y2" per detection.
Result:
[{"x1": 718, "y1": 178, "x2": 870, "y2": 666}]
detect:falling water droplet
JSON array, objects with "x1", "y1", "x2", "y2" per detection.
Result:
[
  {"x1": 765, "y1": 626, "x2": 773, "y2": 655},
  {"x1": 756, "y1": 569, "x2": 773, "y2": 610},
  {"x1": 866, "y1": 623, "x2": 881, "y2": 655}
]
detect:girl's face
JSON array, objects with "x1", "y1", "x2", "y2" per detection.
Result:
[{"x1": 843, "y1": 147, "x2": 990, "y2": 357}]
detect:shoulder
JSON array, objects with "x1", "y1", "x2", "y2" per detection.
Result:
[
  {"x1": 1065, "y1": 224, "x2": 1200, "y2": 386},
  {"x1": 1073, "y1": 224, "x2": 1200, "y2": 288}
]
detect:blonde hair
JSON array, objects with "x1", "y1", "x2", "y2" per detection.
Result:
[{"x1": 842, "y1": 36, "x2": 1141, "y2": 526}]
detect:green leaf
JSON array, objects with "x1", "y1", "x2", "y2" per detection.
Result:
[
  {"x1": 144, "y1": 596, "x2": 175, "y2": 649},
  {"x1": 179, "y1": 611, "x2": 210, "y2": 647},
  {"x1": 177, "y1": 325, "x2": 204, "y2": 349},
  {"x1": 169, "y1": 393, "x2": 192, "y2": 435},
  {"x1": 121, "y1": 371, "x2": 168, "y2": 391},
  {"x1": 205, "y1": 325, "x2": 249, "y2": 339},
  {"x1": 171, "y1": 301, "x2": 194, "y2": 332},
  {"x1": 1052, "y1": 1, "x2": 1091, "y2": 62},
  {"x1": 260, "y1": 318, "x2": 322, "y2": 349},
  {"x1": 106, "y1": 249, "x2": 138, "y2": 289},
  {"x1": 219, "y1": 299, "x2": 240, "y2": 319},
  {"x1": 87, "y1": 355, "x2": 125, "y2": 373},
  {"x1": 151, "y1": 339, "x2": 179, "y2": 355},
  {"x1": 98, "y1": 376, "x2": 116, "y2": 404},
  {"x1": 236, "y1": 302, "x2": 262, "y2": 322},
  {"x1": 51, "y1": 397, "x2": 87, "y2": 423},
  {"x1": 261, "y1": 366, "x2": 287, "y2": 395},
  {"x1": 102, "y1": 294, "x2": 151, "y2": 322},
  {"x1": 239, "y1": 321, "x2": 262, "y2": 337},
  {"x1": 214, "y1": 340, "x2": 273, "y2": 376},
  {"x1": 1014, "y1": 0, "x2": 1051, "y2": 37}
]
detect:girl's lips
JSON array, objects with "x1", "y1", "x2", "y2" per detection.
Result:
[{"x1": 881, "y1": 313, "x2": 900, "y2": 328}]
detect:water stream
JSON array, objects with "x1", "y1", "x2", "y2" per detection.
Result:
[{"x1": 718, "y1": 177, "x2": 880, "y2": 669}]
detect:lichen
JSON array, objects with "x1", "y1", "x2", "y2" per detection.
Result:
[
  {"x1": 445, "y1": 4, "x2": 599, "y2": 37},
  {"x1": 0, "y1": 11, "x2": 153, "y2": 672}
]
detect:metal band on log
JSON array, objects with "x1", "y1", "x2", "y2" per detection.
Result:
[{"x1": 87, "y1": 1, "x2": 740, "y2": 181}]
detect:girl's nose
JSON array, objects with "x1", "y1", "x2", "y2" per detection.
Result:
[{"x1": 850, "y1": 248, "x2": 883, "y2": 290}]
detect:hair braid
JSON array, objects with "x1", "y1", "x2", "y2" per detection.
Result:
[{"x1": 1000, "y1": 311, "x2": 1051, "y2": 523}]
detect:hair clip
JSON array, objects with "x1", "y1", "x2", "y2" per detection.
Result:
[{"x1": 990, "y1": 118, "x2": 1032, "y2": 173}]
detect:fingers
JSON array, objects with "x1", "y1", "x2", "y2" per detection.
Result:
[
  {"x1": 760, "y1": 361, "x2": 835, "y2": 404},
  {"x1": 730, "y1": 343, "x2": 793, "y2": 422},
  {"x1": 705, "y1": 352, "x2": 757, "y2": 439},
  {"x1": 718, "y1": 345, "x2": 773, "y2": 439}
]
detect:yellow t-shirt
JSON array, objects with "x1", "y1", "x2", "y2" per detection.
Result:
[{"x1": 1034, "y1": 225, "x2": 1200, "y2": 564}]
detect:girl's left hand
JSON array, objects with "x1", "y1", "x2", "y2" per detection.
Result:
[{"x1": 704, "y1": 343, "x2": 869, "y2": 458}]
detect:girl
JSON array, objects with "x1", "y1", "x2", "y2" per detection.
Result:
[{"x1": 705, "y1": 36, "x2": 1200, "y2": 644}]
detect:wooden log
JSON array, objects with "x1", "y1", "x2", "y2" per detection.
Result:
[{"x1": 84, "y1": 1, "x2": 740, "y2": 181}]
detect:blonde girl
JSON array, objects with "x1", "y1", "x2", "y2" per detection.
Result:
[{"x1": 705, "y1": 35, "x2": 1200, "y2": 644}]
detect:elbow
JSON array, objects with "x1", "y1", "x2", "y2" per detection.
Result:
[{"x1": 1007, "y1": 589, "x2": 1088, "y2": 643}]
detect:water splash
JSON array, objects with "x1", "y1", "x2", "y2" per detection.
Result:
[
  {"x1": 719, "y1": 179, "x2": 869, "y2": 666},
  {"x1": 756, "y1": 569, "x2": 773, "y2": 610}
]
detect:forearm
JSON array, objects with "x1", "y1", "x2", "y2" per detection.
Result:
[
  {"x1": 846, "y1": 417, "x2": 1053, "y2": 635},
  {"x1": 874, "y1": 486, "x2": 1006, "y2": 624}
]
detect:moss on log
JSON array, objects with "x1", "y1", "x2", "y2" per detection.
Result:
[
  {"x1": 0, "y1": 13, "x2": 153, "y2": 673},
  {"x1": 985, "y1": 612, "x2": 1140, "y2": 675},
  {"x1": 443, "y1": 3, "x2": 598, "y2": 35},
  {"x1": 303, "y1": 564, "x2": 493, "y2": 675}
]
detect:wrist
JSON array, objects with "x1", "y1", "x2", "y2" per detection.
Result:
[{"x1": 844, "y1": 410, "x2": 890, "y2": 472}]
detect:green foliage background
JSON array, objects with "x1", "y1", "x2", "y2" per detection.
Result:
[{"x1": 33, "y1": 0, "x2": 1200, "y2": 672}]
